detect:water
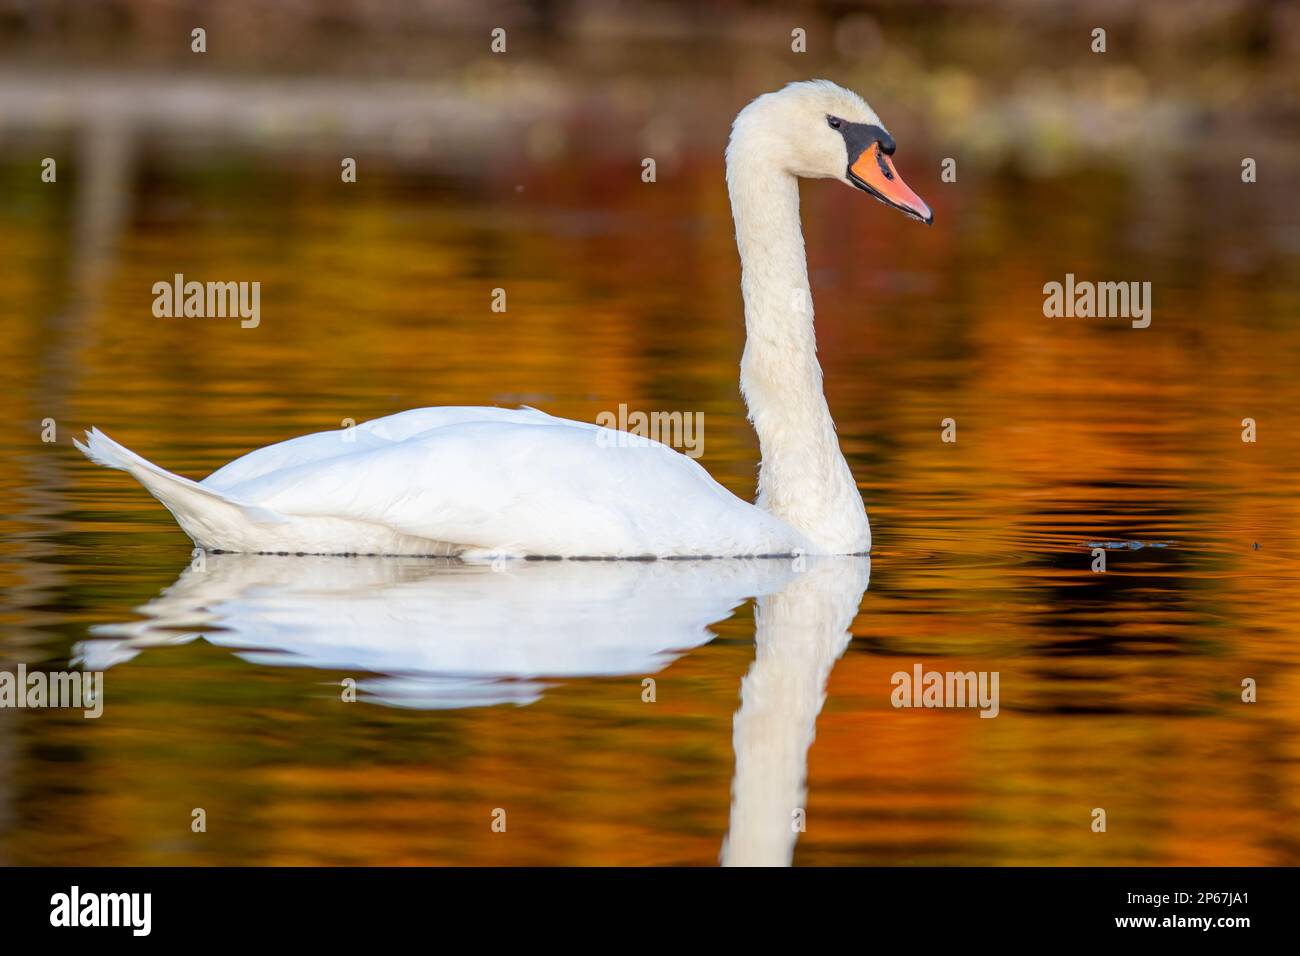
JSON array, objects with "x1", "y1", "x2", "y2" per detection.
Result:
[{"x1": 2, "y1": 81, "x2": 1299, "y2": 866}]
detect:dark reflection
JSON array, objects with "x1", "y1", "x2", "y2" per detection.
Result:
[{"x1": 76, "y1": 554, "x2": 800, "y2": 709}]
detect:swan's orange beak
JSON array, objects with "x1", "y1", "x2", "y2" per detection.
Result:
[{"x1": 848, "y1": 143, "x2": 933, "y2": 225}]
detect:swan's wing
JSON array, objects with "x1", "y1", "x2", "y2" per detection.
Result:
[
  {"x1": 203, "y1": 406, "x2": 575, "y2": 493},
  {"x1": 211, "y1": 415, "x2": 799, "y2": 556}
]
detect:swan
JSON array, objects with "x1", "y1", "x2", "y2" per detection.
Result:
[{"x1": 75, "y1": 80, "x2": 931, "y2": 559}]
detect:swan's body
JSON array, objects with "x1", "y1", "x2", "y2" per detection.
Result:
[
  {"x1": 76, "y1": 409, "x2": 803, "y2": 558},
  {"x1": 76, "y1": 80, "x2": 931, "y2": 559}
]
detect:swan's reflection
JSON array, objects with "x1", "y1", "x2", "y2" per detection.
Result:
[
  {"x1": 75, "y1": 554, "x2": 800, "y2": 708},
  {"x1": 77, "y1": 552, "x2": 869, "y2": 865},
  {"x1": 722, "y1": 557, "x2": 870, "y2": 866}
]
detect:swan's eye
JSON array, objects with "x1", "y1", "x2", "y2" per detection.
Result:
[{"x1": 827, "y1": 116, "x2": 843, "y2": 130}]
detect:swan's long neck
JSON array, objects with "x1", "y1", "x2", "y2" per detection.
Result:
[{"x1": 727, "y1": 154, "x2": 871, "y2": 554}]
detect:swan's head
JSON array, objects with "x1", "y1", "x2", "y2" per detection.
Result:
[{"x1": 727, "y1": 79, "x2": 932, "y2": 225}]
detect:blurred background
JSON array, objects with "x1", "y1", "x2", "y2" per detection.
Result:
[{"x1": 0, "y1": 0, "x2": 1298, "y2": 865}]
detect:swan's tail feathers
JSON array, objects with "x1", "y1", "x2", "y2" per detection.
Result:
[
  {"x1": 75, "y1": 426, "x2": 166, "y2": 474},
  {"x1": 74, "y1": 428, "x2": 285, "y2": 547}
]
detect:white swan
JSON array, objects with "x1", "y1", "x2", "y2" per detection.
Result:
[{"x1": 76, "y1": 80, "x2": 931, "y2": 559}]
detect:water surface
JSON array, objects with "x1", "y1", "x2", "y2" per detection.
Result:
[{"x1": 1, "y1": 59, "x2": 1298, "y2": 866}]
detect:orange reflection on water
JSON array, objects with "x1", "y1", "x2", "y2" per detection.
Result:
[{"x1": 1, "y1": 49, "x2": 1298, "y2": 866}]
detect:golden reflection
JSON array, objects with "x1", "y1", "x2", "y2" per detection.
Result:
[{"x1": 1, "y1": 2, "x2": 1298, "y2": 866}]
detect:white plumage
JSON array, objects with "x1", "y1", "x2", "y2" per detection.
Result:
[
  {"x1": 76, "y1": 81, "x2": 925, "y2": 558},
  {"x1": 76, "y1": 409, "x2": 802, "y2": 557}
]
